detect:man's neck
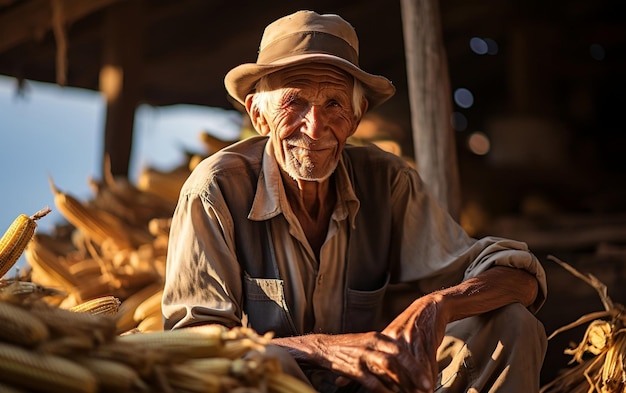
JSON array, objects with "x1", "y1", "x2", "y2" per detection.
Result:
[
  {"x1": 282, "y1": 172, "x2": 331, "y2": 219},
  {"x1": 281, "y1": 171, "x2": 336, "y2": 259}
]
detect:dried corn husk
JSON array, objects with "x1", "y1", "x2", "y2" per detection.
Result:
[{"x1": 541, "y1": 255, "x2": 626, "y2": 393}]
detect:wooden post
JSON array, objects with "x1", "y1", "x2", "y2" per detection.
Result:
[
  {"x1": 99, "y1": 0, "x2": 143, "y2": 178},
  {"x1": 400, "y1": 0, "x2": 461, "y2": 220}
]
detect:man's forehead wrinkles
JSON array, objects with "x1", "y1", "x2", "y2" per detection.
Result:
[{"x1": 272, "y1": 75, "x2": 353, "y2": 100}]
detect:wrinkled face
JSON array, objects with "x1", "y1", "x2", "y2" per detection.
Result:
[{"x1": 251, "y1": 65, "x2": 362, "y2": 182}]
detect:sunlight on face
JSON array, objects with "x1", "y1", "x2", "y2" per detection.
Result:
[{"x1": 262, "y1": 65, "x2": 360, "y2": 182}]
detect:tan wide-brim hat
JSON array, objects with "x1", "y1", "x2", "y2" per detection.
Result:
[{"x1": 224, "y1": 10, "x2": 396, "y2": 110}]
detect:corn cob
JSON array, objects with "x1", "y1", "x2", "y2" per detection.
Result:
[
  {"x1": 136, "y1": 167, "x2": 188, "y2": 204},
  {"x1": 24, "y1": 234, "x2": 81, "y2": 292},
  {"x1": 219, "y1": 337, "x2": 265, "y2": 359},
  {"x1": 0, "y1": 300, "x2": 49, "y2": 347},
  {"x1": 49, "y1": 178, "x2": 132, "y2": 249},
  {"x1": 29, "y1": 303, "x2": 117, "y2": 345},
  {"x1": 88, "y1": 177, "x2": 143, "y2": 228},
  {"x1": 37, "y1": 334, "x2": 97, "y2": 357},
  {"x1": 67, "y1": 258, "x2": 103, "y2": 279},
  {"x1": 117, "y1": 327, "x2": 226, "y2": 360},
  {"x1": 0, "y1": 207, "x2": 51, "y2": 278},
  {"x1": 183, "y1": 357, "x2": 233, "y2": 375},
  {"x1": 89, "y1": 339, "x2": 167, "y2": 377},
  {"x1": 70, "y1": 295, "x2": 121, "y2": 316},
  {"x1": 0, "y1": 341, "x2": 97, "y2": 393},
  {"x1": 71, "y1": 275, "x2": 116, "y2": 307},
  {"x1": 135, "y1": 314, "x2": 163, "y2": 332},
  {"x1": 166, "y1": 365, "x2": 240, "y2": 393},
  {"x1": 133, "y1": 288, "x2": 163, "y2": 323},
  {"x1": 148, "y1": 217, "x2": 171, "y2": 237},
  {"x1": 115, "y1": 282, "x2": 164, "y2": 334},
  {"x1": 102, "y1": 155, "x2": 176, "y2": 218},
  {"x1": 75, "y1": 356, "x2": 149, "y2": 392}
]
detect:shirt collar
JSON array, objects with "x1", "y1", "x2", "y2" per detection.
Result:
[{"x1": 249, "y1": 140, "x2": 360, "y2": 228}]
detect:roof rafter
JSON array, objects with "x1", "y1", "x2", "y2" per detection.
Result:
[{"x1": 0, "y1": 0, "x2": 127, "y2": 54}]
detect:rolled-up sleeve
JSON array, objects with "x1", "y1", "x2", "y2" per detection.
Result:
[
  {"x1": 391, "y1": 167, "x2": 547, "y2": 314},
  {"x1": 162, "y1": 182, "x2": 243, "y2": 330}
]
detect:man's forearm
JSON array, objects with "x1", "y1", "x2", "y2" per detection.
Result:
[{"x1": 432, "y1": 266, "x2": 538, "y2": 324}]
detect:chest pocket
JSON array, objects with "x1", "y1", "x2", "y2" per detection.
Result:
[
  {"x1": 343, "y1": 273, "x2": 390, "y2": 333},
  {"x1": 243, "y1": 273, "x2": 297, "y2": 337}
]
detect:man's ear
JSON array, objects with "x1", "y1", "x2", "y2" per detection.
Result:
[{"x1": 245, "y1": 94, "x2": 270, "y2": 136}]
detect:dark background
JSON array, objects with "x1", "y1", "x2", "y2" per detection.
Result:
[{"x1": 1, "y1": 0, "x2": 625, "y2": 385}]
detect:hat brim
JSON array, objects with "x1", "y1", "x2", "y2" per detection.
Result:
[{"x1": 224, "y1": 53, "x2": 396, "y2": 110}]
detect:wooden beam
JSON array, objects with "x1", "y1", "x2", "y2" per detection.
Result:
[
  {"x1": 100, "y1": 0, "x2": 143, "y2": 178},
  {"x1": 0, "y1": 0, "x2": 127, "y2": 54},
  {"x1": 400, "y1": 0, "x2": 461, "y2": 220}
]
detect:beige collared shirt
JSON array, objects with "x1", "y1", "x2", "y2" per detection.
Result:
[{"x1": 163, "y1": 136, "x2": 547, "y2": 335}]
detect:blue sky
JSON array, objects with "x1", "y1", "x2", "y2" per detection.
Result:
[{"x1": 0, "y1": 75, "x2": 242, "y2": 275}]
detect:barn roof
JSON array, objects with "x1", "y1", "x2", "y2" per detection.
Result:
[{"x1": 1, "y1": 0, "x2": 625, "y2": 212}]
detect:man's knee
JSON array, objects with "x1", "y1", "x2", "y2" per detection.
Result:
[
  {"x1": 438, "y1": 304, "x2": 548, "y2": 392},
  {"x1": 488, "y1": 303, "x2": 547, "y2": 349}
]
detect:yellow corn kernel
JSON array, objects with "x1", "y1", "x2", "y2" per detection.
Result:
[
  {"x1": 70, "y1": 296, "x2": 121, "y2": 316},
  {"x1": 0, "y1": 207, "x2": 51, "y2": 278},
  {"x1": 0, "y1": 341, "x2": 97, "y2": 393}
]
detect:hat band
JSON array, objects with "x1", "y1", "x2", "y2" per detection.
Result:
[{"x1": 257, "y1": 31, "x2": 359, "y2": 66}]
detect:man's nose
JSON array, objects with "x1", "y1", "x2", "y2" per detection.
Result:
[{"x1": 301, "y1": 105, "x2": 326, "y2": 139}]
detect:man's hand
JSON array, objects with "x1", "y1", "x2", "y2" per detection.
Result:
[
  {"x1": 381, "y1": 267, "x2": 539, "y2": 392},
  {"x1": 274, "y1": 332, "x2": 431, "y2": 393},
  {"x1": 274, "y1": 268, "x2": 538, "y2": 393},
  {"x1": 381, "y1": 295, "x2": 447, "y2": 393}
]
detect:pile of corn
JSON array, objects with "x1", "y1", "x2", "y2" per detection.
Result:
[
  {"x1": 14, "y1": 130, "x2": 236, "y2": 331},
  {"x1": 540, "y1": 256, "x2": 626, "y2": 393},
  {"x1": 0, "y1": 132, "x2": 318, "y2": 392},
  {"x1": 0, "y1": 283, "x2": 313, "y2": 392}
]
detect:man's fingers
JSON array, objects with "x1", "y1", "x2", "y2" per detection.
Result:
[{"x1": 363, "y1": 346, "x2": 432, "y2": 393}]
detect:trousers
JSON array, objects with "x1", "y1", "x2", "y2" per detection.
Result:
[{"x1": 267, "y1": 303, "x2": 547, "y2": 393}]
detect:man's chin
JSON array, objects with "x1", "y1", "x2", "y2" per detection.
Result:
[{"x1": 287, "y1": 167, "x2": 334, "y2": 183}]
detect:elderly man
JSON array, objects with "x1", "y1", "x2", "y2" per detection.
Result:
[{"x1": 163, "y1": 10, "x2": 547, "y2": 393}]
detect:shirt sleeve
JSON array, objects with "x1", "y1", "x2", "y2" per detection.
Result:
[
  {"x1": 391, "y1": 167, "x2": 547, "y2": 314},
  {"x1": 162, "y1": 183, "x2": 244, "y2": 330}
]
